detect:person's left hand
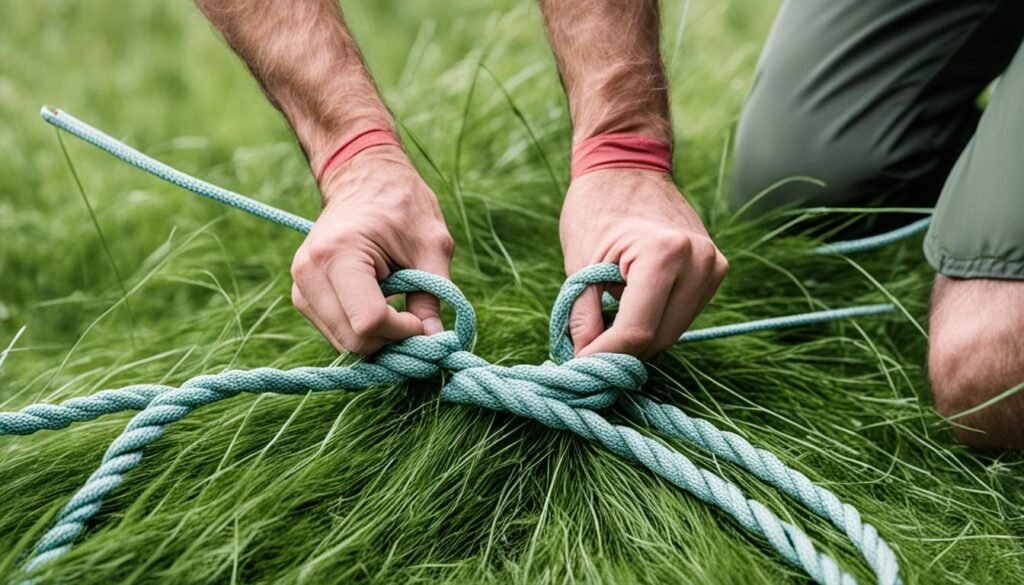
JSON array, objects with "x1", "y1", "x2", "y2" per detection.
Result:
[{"x1": 560, "y1": 168, "x2": 728, "y2": 359}]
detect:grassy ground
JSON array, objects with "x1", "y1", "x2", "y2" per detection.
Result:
[{"x1": 2, "y1": 0, "x2": 1023, "y2": 583}]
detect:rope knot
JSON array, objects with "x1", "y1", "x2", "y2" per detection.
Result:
[
  {"x1": 372, "y1": 331, "x2": 485, "y2": 381},
  {"x1": 373, "y1": 264, "x2": 645, "y2": 416},
  {"x1": 439, "y1": 352, "x2": 645, "y2": 415}
]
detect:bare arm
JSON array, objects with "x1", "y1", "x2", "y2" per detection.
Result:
[
  {"x1": 540, "y1": 0, "x2": 728, "y2": 359},
  {"x1": 197, "y1": 0, "x2": 391, "y2": 173},
  {"x1": 198, "y1": 0, "x2": 454, "y2": 353},
  {"x1": 539, "y1": 0, "x2": 671, "y2": 144}
]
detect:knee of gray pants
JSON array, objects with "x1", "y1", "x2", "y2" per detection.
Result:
[{"x1": 730, "y1": 90, "x2": 896, "y2": 215}]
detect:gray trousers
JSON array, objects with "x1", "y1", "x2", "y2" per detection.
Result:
[{"x1": 732, "y1": 0, "x2": 1024, "y2": 279}]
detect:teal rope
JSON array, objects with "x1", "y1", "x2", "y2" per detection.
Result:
[
  {"x1": 812, "y1": 218, "x2": 931, "y2": 256},
  {"x1": 40, "y1": 107, "x2": 315, "y2": 235},
  {"x1": 678, "y1": 304, "x2": 895, "y2": 343},
  {"x1": 2, "y1": 108, "x2": 914, "y2": 583},
  {"x1": 0, "y1": 302, "x2": 895, "y2": 434},
  {"x1": 5, "y1": 267, "x2": 900, "y2": 585},
  {"x1": 0, "y1": 385, "x2": 168, "y2": 435}
]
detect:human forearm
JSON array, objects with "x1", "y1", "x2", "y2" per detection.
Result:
[
  {"x1": 539, "y1": 0, "x2": 671, "y2": 145},
  {"x1": 198, "y1": 0, "x2": 453, "y2": 355},
  {"x1": 197, "y1": 0, "x2": 396, "y2": 177}
]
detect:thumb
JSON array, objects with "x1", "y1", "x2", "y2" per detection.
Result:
[
  {"x1": 406, "y1": 253, "x2": 451, "y2": 335},
  {"x1": 569, "y1": 285, "x2": 605, "y2": 356},
  {"x1": 406, "y1": 292, "x2": 443, "y2": 335}
]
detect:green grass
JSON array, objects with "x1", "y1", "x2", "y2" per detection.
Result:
[{"x1": 2, "y1": 0, "x2": 1023, "y2": 583}]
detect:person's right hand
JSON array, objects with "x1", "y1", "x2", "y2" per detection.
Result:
[{"x1": 291, "y1": 145, "x2": 454, "y2": 355}]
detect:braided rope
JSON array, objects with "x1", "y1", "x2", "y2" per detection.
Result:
[
  {"x1": 40, "y1": 107, "x2": 315, "y2": 235},
  {"x1": 678, "y1": 304, "x2": 894, "y2": 343},
  {"x1": 5, "y1": 267, "x2": 901, "y2": 584},
  {"x1": 626, "y1": 396, "x2": 901, "y2": 585},
  {"x1": 812, "y1": 218, "x2": 931, "y2": 256},
  {"x1": 0, "y1": 108, "x2": 916, "y2": 583},
  {"x1": 0, "y1": 386, "x2": 168, "y2": 436}
]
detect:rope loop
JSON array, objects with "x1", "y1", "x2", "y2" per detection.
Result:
[
  {"x1": 373, "y1": 266, "x2": 646, "y2": 412},
  {"x1": 548, "y1": 263, "x2": 625, "y2": 364},
  {"x1": 380, "y1": 269, "x2": 477, "y2": 351}
]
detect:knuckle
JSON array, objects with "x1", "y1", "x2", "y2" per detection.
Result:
[
  {"x1": 290, "y1": 251, "x2": 313, "y2": 281},
  {"x1": 434, "y1": 232, "x2": 456, "y2": 257},
  {"x1": 685, "y1": 234, "x2": 714, "y2": 257},
  {"x1": 617, "y1": 325, "x2": 655, "y2": 351},
  {"x1": 715, "y1": 253, "x2": 730, "y2": 279},
  {"x1": 290, "y1": 285, "x2": 307, "y2": 310},
  {"x1": 569, "y1": 310, "x2": 602, "y2": 333},
  {"x1": 651, "y1": 230, "x2": 690, "y2": 256},
  {"x1": 307, "y1": 239, "x2": 340, "y2": 265},
  {"x1": 694, "y1": 240, "x2": 719, "y2": 270},
  {"x1": 686, "y1": 237, "x2": 725, "y2": 276},
  {"x1": 348, "y1": 305, "x2": 388, "y2": 337}
]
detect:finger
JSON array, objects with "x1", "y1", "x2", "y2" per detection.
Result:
[
  {"x1": 291, "y1": 283, "x2": 346, "y2": 351},
  {"x1": 569, "y1": 285, "x2": 605, "y2": 355},
  {"x1": 579, "y1": 256, "x2": 675, "y2": 358},
  {"x1": 406, "y1": 252, "x2": 451, "y2": 335},
  {"x1": 327, "y1": 257, "x2": 423, "y2": 341},
  {"x1": 649, "y1": 275, "x2": 705, "y2": 356},
  {"x1": 299, "y1": 262, "x2": 393, "y2": 354},
  {"x1": 647, "y1": 244, "x2": 729, "y2": 354},
  {"x1": 650, "y1": 247, "x2": 728, "y2": 354},
  {"x1": 697, "y1": 252, "x2": 729, "y2": 312},
  {"x1": 296, "y1": 271, "x2": 390, "y2": 354}
]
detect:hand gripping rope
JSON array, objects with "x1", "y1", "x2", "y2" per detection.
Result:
[{"x1": 0, "y1": 107, "x2": 932, "y2": 583}]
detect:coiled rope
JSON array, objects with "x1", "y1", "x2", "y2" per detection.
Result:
[{"x1": 1, "y1": 108, "x2": 930, "y2": 583}]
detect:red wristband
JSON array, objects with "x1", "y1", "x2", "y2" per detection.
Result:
[
  {"x1": 570, "y1": 133, "x2": 673, "y2": 181},
  {"x1": 316, "y1": 128, "x2": 402, "y2": 184}
]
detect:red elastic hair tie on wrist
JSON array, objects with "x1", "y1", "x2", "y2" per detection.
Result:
[
  {"x1": 570, "y1": 133, "x2": 673, "y2": 181},
  {"x1": 316, "y1": 128, "x2": 402, "y2": 184}
]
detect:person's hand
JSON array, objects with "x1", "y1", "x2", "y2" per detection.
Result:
[
  {"x1": 560, "y1": 169, "x2": 728, "y2": 359},
  {"x1": 291, "y1": 145, "x2": 454, "y2": 354}
]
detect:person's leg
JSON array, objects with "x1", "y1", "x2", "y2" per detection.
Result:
[
  {"x1": 926, "y1": 43, "x2": 1024, "y2": 448},
  {"x1": 929, "y1": 278, "x2": 1024, "y2": 448},
  {"x1": 732, "y1": 0, "x2": 1024, "y2": 213}
]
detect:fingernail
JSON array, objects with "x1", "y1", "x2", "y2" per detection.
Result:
[{"x1": 423, "y1": 317, "x2": 443, "y2": 335}]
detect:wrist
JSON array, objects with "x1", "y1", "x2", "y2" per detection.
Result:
[
  {"x1": 572, "y1": 115, "x2": 672, "y2": 148},
  {"x1": 318, "y1": 143, "x2": 413, "y2": 207},
  {"x1": 315, "y1": 125, "x2": 404, "y2": 189},
  {"x1": 570, "y1": 133, "x2": 673, "y2": 181},
  {"x1": 299, "y1": 108, "x2": 396, "y2": 174}
]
